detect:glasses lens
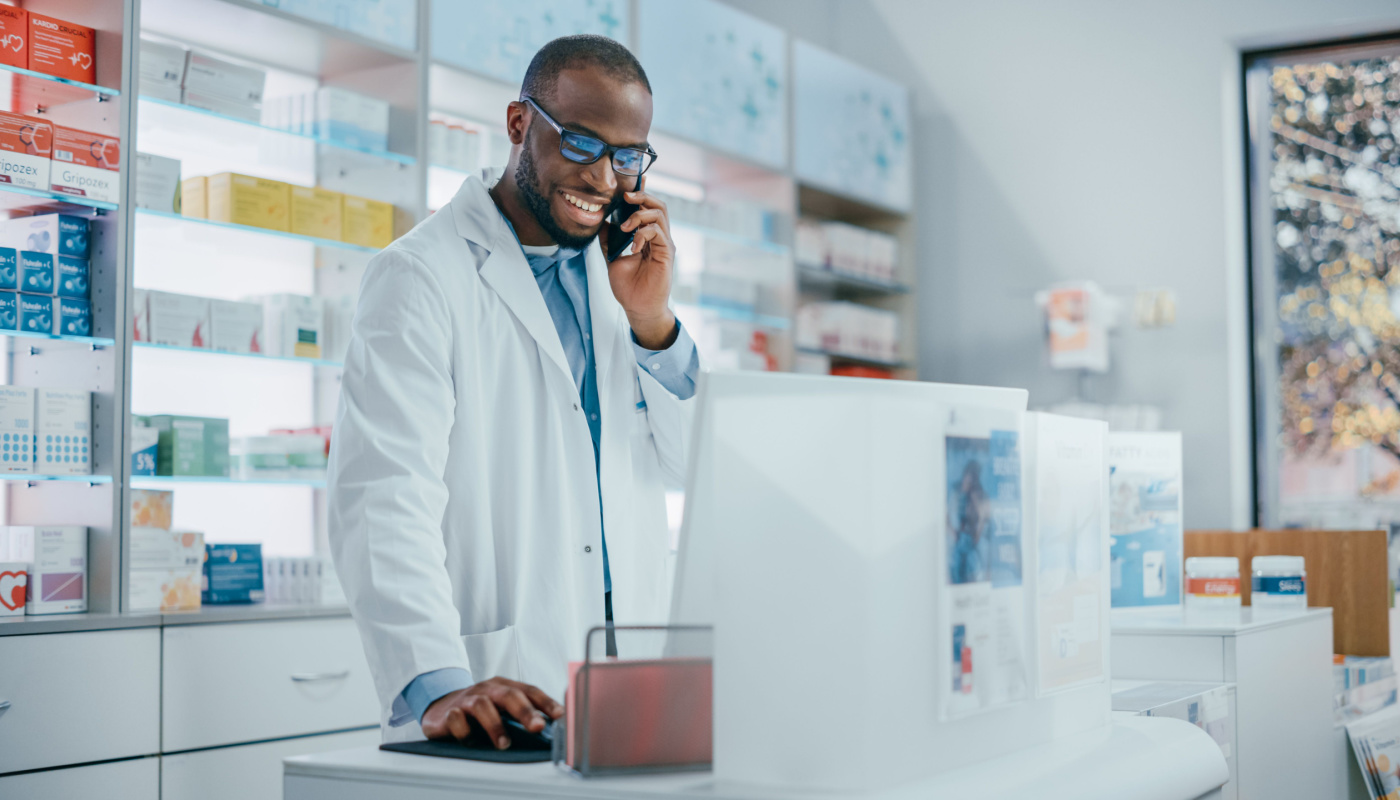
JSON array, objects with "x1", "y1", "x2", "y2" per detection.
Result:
[
  {"x1": 612, "y1": 148, "x2": 650, "y2": 176},
  {"x1": 559, "y1": 132, "x2": 606, "y2": 164}
]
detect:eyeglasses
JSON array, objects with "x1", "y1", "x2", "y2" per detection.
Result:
[{"x1": 522, "y1": 96, "x2": 657, "y2": 177}]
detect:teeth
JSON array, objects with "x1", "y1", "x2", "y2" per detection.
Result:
[{"x1": 564, "y1": 193, "x2": 600, "y2": 213}]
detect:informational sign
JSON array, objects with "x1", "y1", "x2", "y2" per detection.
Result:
[
  {"x1": 638, "y1": 0, "x2": 787, "y2": 169},
  {"x1": 792, "y1": 40, "x2": 911, "y2": 211},
  {"x1": 1035, "y1": 281, "x2": 1117, "y2": 373},
  {"x1": 1348, "y1": 706, "x2": 1400, "y2": 800},
  {"x1": 1108, "y1": 432, "x2": 1184, "y2": 608},
  {"x1": 262, "y1": 0, "x2": 417, "y2": 51},
  {"x1": 431, "y1": 0, "x2": 628, "y2": 86}
]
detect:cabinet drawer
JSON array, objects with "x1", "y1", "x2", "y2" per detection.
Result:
[
  {"x1": 162, "y1": 727, "x2": 379, "y2": 800},
  {"x1": 0, "y1": 755, "x2": 159, "y2": 799},
  {"x1": 0, "y1": 628, "x2": 161, "y2": 773},
  {"x1": 163, "y1": 617, "x2": 378, "y2": 751}
]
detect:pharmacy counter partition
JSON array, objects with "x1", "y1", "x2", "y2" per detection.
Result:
[{"x1": 284, "y1": 715, "x2": 1226, "y2": 800}]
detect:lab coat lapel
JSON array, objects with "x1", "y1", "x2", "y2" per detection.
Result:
[{"x1": 584, "y1": 244, "x2": 621, "y2": 388}]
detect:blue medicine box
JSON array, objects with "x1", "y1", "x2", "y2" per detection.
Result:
[
  {"x1": 56, "y1": 256, "x2": 88, "y2": 298},
  {"x1": 19, "y1": 251, "x2": 53, "y2": 294},
  {"x1": 0, "y1": 292, "x2": 16, "y2": 331},
  {"x1": 203, "y1": 543, "x2": 265, "y2": 604},
  {"x1": 55, "y1": 296, "x2": 90, "y2": 337},
  {"x1": 17, "y1": 293, "x2": 51, "y2": 334},
  {"x1": 0, "y1": 248, "x2": 17, "y2": 291}
]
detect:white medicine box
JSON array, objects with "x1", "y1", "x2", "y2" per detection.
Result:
[
  {"x1": 258, "y1": 293, "x2": 324, "y2": 359},
  {"x1": 0, "y1": 385, "x2": 35, "y2": 474},
  {"x1": 146, "y1": 290, "x2": 210, "y2": 348},
  {"x1": 209, "y1": 298, "x2": 263, "y2": 354},
  {"x1": 135, "y1": 152, "x2": 182, "y2": 214},
  {"x1": 128, "y1": 527, "x2": 203, "y2": 612},
  {"x1": 27, "y1": 526, "x2": 86, "y2": 614},
  {"x1": 36, "y1": 388, "x2": 90, "y2": 475},
  {"x1": 139, "y1": 38, "x2": 186, "y2": 102}
]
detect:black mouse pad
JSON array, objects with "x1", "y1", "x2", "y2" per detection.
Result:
[{"x1": 381, "y1": 740, "x2": 552, "y2": 763}]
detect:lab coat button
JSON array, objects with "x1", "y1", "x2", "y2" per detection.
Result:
[
  {"x1": 649, "y1": 362, "x2": 661, "y2": 371},
  {"x1": 573, "y1": 403, "x2": 580, "y2": 411},
  {"x1": 585, "y1": 546, "x2": 592, "y2": 553}
]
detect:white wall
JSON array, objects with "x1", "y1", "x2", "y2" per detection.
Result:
[{"x1": 725, "y1": 0, "x2": 1400, "y2": 528}]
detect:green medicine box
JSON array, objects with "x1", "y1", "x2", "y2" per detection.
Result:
[{"x1": 147, "y1": 415, "x2": 230, "y2": 477}]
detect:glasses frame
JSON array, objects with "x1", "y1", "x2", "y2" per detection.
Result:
[{"x1": 522, "y1": 95, "x2": 658, "y2": 177}]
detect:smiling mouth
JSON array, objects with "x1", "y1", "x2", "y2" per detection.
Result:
[{"x1": 559, "y1": 190, "x2": 607, "y2": 226}]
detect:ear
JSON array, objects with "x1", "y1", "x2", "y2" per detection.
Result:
[{"x1": 505, "y1": 100, "x2": 528, "y2": 146}]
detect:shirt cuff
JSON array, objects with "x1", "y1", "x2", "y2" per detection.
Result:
[
  {"x1": 397, "y1": 667, "x2": 474, "y2": 727},
  {"x1": 632, "y1": 318, "x2": 699, "y2": 401}
]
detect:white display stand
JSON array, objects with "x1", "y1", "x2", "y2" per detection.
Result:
[
  {"x1": 283, "y1": 716, "x2": 1226, "y2": 800},
  {"x1": 1111, "y1": 607, "x2": 1334, "y2": 800},
  {"x1": 1112, "y1": 680, "x2": 1238, "y2": 800}
]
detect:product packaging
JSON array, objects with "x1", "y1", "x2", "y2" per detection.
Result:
[
  {"x1": 232, "y1": 434, "x2": 327, "y2": 480},
  {"x1": 206, "y1": 172, "x2": 290, "y2": 231},
  {"x1": 0, "y1": 292, "x2": 17, "y2": 331},
  {"x1": 2, "y1": 526, "x2": 33, "y2": 561},
  {"x1": 55, "y1": 295, "x2": 90, "y2": 337},
  {"x1": 0, "y1": 385, "x2": 35, "y2": 474},
  {"x1": 17, "y1": 293, "x2": 51, "y2": 334},
  {"x1": 180, "y1": 90, "x2": 261, "y2": 123},
  {"x1": 0, "y1": 247, "x2": 16, "y2": 291},
  {"x1": 129, "y1": 528, "x2": 203, "y2": 612},
  {"x1": 182, "y1": 50, "x2": 265, "y2": 106},
  {"x1": 313, "y1": 87, "x2": 389, "y2": 151},
  {"x1": 258, "y1": 293, "x2": 324, "y2": 358},
  {"x1": 139, "y1": 38, "x2": 185, "y2": 102},
  {"x1": 202, "y1": 542, "x2": 264, "y2": 604},
  {"x1": 131, "y1": 287, "x2": 147, "y2": 341},
  {"x1": 0, "y1": 560, "x2": 28, "y2": 616},
  {"x1": 147, "y1": 414, "x2": 229, "y2": 477},
  {"x1": 130, "y1": 488, "x2": 173, "y2": 529},
  {"x1": 181, "y1": 176, "x2": 207, "y2": 218},
  {"x1": 36, "y1": 388, "x2": 90, "y2": 475},
  {"x1": 209, "y1": 298, "x2": 263, "y2": 354},
  {"x1": 145, "y1": 290, "x2": 210, "y2": 348},
  {"x1": 341, "y1": 193, "x2": 393, "y2": 249},
  {"x1": 1, "y1": 214, "x2": 90, "y2": 258},
  {"x1": 130, "y1": 422, "x2": 158, "y2": 476},
  {"x1": 51, "y1": 126, "x2": 120, "y2": 203},
  {"x1": 0, "y1": 111, "x2": 52, "y2": 191},
  {"x1": 18, "y1": 250, "x2": 51, "y2": 294},
  {"x1": 135, "y1": 152, "x2": 182, "y2": 213},
  {"x1": 289, "y1": 185, "x2": 342, "y2": 240},
  {"x1": 26, "y1": 526, "x2": 86, "y2": 614},
  {"x1": 55, "y1": 256, "x2": 88, "y2": 298},
  {"x1": 0, "y1": 7, "x2": 27, "y2": 71},
  {"x1": 28, "y1": 13, "x2": 94, "y2": 85}
]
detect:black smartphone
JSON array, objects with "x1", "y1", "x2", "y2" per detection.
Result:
[{"x1": 605, "y1": 175, "x2": 643, "y2": 262}]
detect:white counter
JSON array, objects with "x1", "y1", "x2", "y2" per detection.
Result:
[{"x1": 284, "y1": 715, "x2": 1227, "y2": 800}]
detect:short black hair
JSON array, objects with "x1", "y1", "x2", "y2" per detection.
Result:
[{"x1": 520, "y1": 35, "x2": 651, "y2": 103}]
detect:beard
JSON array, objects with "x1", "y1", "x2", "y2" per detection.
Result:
[{"x1": 515, "y1": 141, "x2": 618, "y2": 250}]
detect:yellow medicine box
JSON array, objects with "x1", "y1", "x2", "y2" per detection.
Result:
[
  {"x1": 206, "y1": 172, "x2": 291, "y2": 232},
  {"x1": 290, "y1": 185, "x2": 343, "y2": 241},
  {"x1": 341, "y1": 193, "x2": 394, "y2": 249},
  {"x1": 181, "y1": 176, "x2": 207, "y2": 219}
]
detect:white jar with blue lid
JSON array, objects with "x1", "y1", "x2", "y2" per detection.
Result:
[{"x1": 1251, "y1": 555, "x2": 1307, "y2": 611}]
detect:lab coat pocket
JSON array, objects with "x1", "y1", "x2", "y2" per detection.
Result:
[{"x1": 461, "y1": 625, "x2": 520, "y2": 684}]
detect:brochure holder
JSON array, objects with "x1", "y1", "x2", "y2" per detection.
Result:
[{"x1": 553, "y1": 625, "x2": 713, "y2": 777}]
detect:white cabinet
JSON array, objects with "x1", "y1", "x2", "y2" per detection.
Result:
[
  {"x1": 162, "y1": 727, "x2": 380, "y2": 800},
  {"x1": 0, "y1": 628, "x2": 161, "y2": 773},
  {"x1": 163, "y1": 617, "x2": 378, "y2": 751},
  {"x1": 0, "y1": 755, "x2": 159, "y2": 799}
]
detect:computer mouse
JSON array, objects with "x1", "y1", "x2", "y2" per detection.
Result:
[{"x1": 459, "y1": 712, "x2": 554, "y2": 752}]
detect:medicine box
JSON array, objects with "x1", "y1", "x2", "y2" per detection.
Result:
[
  {"x1": 203, "y1": 543, "x2": 265, "y2": 604},
  {"x1": 131, "y1": 488, "x2": 173, "y2": 529},
  {"x1": 51, "y1": 126, "x2": 120, "y2": 204},
  {"x1": 207, "y1": 172, "x2": 290, "y2": 232},
  {"x1": 27, "y1": 526, "x2": 86, "y2": 614},
  {"x1": 210, "y1": 298, "x2": 263, "y2": 354},
  {"x1": 0, "y1": 561, "x2": 27, "y2": 616},
  {"x1": 1, "y1": 214, "x2": 90, "y2": 258},
  {"x1": 0, "y1": 248, "x2": 16, "y2": 291},
  {"x1": 341, "y1": 193, "x2": 394, "y2": 249},
  {"x1": 183, "y1": 50, "x2": 265, "y2": 106},
  {"x1": 135, "y1": 152, "x2": 182, "y2": 213},
  {"x1": 314, "y1": 87, "x2": 389, "y2": 151},
  {"x1": 139, "y1": 39, "x2": 185, "y2": 103},
  {"x1": 36, "y1": 388, "x2": 90, "y2": 476},
  {"x1": 146, "y1": 290, "x2": 210, "y2": 348},
  {"x1": 0, "y1": 385, "x2": 35, "y2": 474},
  {"x1": 18, "y1": 293, "x2": 51, "y2": 335},
  {"x1": 147, "y1": 414, "x2": 229, "y2": 477},
  {"x1": 28, "y1": 13, "x2": 94, "y2": 85},
  {"x1": 0, "y1": 7, "x2": 26, "y2": 70},
  {"x1": 2, "y1": 526, "x2": 33, "y2": 561},
  {"x1": 181, "y1": 176, "x2": 207, "y2": 219},
  {"x1": 55, "y1": 296, "x2": 90, "y2": 337},
  {"x1": 290, "y1": 185, "x2": 342, "y2": 240},
  {"x1": 0, "y1": 112, "x2": 51, "y2": 191},
  {"x1": 259, "y1": 293, "x2": 324, "y2": 359},
  {"x1": 129, "y1": 528, "x2": 203, "y2": 612},
  {"x1": 132, "y1": 287, "x2": 147, "y2": 341},
  {"x1": 18, "y1": 251, "x2": 52, "y2": 294},
  {"x1": 0, "y1": 292, "x2": 17, "y2": 331},
  {"x1": 181, "y1": 89, "x2": 262, "y2": 124},
  {"x1": 131, "y1": 423, "x2": 158, "y2": 476},
  {"x1": 56, "y1": 256, "x2": 88, "y2": 298}
]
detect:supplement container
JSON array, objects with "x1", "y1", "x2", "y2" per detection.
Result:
[
  {"x1": 1251, "y1": 555, "x2": 1307, "y2": 611},
  {"x1": 1185, "y1": 556, "x2": 1241, "y2": 609}
]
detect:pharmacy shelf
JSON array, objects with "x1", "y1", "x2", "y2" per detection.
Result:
[
  {"x1": 3, "y1": 329, "x2": 116, "y2": 348},
  {"x1": 797, "y1": 264, "x2": 909, "y2": 294},
  {"x1": 0, "y1": 473, "x2": 112, "y2": 484},
  {"x1": 134, "y1": 208, "x2": 379, "y2": 254},
  {"x1": 139, "y1": 96, "x2": 416, "y2": 165},
  {"x1": 0, "y1": 62, "x2": 120, "y2": 110},
  {"x1": 131, "y1": 474, "x2": 326, "y2": 488},
  {"x1": 797, "y1": 346, "x2": 907, "y2": 369},
  {"x1": 134, "y1": 341, "x2": 343, "y2": 368},
  {"x1": 673, "y1": 221, "x2": 789, "y2": 256},
  {"x1": 0, "y1": 182, "x2": 119, "y2": 213},
  {"x1": 677, "y1": 301, "x2": 790, "y2": 330}
]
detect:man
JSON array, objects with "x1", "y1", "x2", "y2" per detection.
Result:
[{"x1": 328, "y1": 35, "x2": 697, "y2": 749}]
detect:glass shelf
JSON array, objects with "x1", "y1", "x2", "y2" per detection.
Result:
[
  {"x1": 0, "y1": 62, "x2": 119, "y2": 111},
  {"x1": 135, "y1": 208, "x2": 380, "y2": 254},
  {"x1": 673, "y1": 221, "x2": 789, "y2": 256},
  {"x1": 0, "y1": 182, "x2": 119, "y2": 213},
  {"x1": 134, "y1": 341, "x2": 343, "y2": 368},
  {"x1": 140, "y1": 96, "x2": 416, "y2": 165},
  {"x1": 2, "y1": 473, "x2": 111, "y2": 484},
  {"x1": 797, "y1": 347, "x2": 907, "y2": 369},
  {"x1": 131, "y1": 475, "x2": 327, "y2": 488},
  {"x1": 677, "y1": 301, "x2": 790, "y2": 330},
  {"x1": 3, "y1": 329, "x2": 115, "y2": 347},
  {"x1": 797, "y1": 265, "x2": 908, "y2": 294}
]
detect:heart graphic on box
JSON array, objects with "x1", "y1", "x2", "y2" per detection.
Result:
[{"x1": 0, "y1": 570, "x2": 27, "y2": 610}]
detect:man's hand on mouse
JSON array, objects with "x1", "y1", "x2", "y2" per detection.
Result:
[
  {"x1": 420, "y1": 677, "x2": 564, "y2": 749},
  {"x1": 604, "y1": 176, "x2": 678, "y2": 351}
]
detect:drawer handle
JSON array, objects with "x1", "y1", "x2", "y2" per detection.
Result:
[
  {"x1": 0, "y1": 699, "x2": 9, "y2": 719},
  {"x1": 290, "y1": 670, "x2": 350, "y2": 683}
]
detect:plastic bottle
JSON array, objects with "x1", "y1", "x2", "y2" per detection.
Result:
[
  {"x1": 1251, "y1": 555, "x2": 1307, "y2": 611},
  {"x1": 1185, "y1": 556, "x2": 1241, "y2": 609}
]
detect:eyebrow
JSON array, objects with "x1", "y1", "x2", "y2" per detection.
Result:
[{"x1": 557, "y1": 117, "x2": 649, "y2": 151}]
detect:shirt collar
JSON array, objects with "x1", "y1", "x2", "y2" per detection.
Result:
[{"x1": 500, "y1": 215, "x2": 584, "y2": 276}]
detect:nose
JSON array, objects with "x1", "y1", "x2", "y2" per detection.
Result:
[{"x1": 580, "y1": 157, "x2": 616, "y2": 198}]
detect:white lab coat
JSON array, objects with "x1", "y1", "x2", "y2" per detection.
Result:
[{"x1": 327, "y1": 174, "x2": 693, "y2": 741}]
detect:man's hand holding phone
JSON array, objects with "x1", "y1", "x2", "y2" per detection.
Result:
[
  {"x1": 602, "y1": 176, "x2": 678, "y2": 351},
  {"x1": 420, "y1": 677, "x2": 564, "y2": 749}
]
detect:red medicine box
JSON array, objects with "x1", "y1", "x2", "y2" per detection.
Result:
[
  {"x1": 0, "y1": 6, "x2": 26, "y2": 70},
  {"x1": 28, "y1": 12, "x2": 94, "y2": 85}
]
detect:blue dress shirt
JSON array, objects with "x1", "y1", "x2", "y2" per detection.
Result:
[{"x1": 396, "y1": 230, "x2": 699, "y2": 726}]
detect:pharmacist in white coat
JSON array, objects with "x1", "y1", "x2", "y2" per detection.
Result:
[{"x1": 328, "y1": 36, "x2": 697, "y2": 748}]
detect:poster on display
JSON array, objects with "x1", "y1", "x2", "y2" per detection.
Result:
[
  {"x1": 638, "y1": 0, "x2": 787, "y2": 169},
  {"x1": 261, "y1": 0, "x2": 417, "y2": 50},
  {"x1": 430, "y1": 0, "x2": 628, "y2": 85},
  {"x1": 1026, "y1": 413, "x2": 1109, "y2": 695},
  {"x1": 1347, "y1": 706, "x2": 1400, "y2": 799},
  {"x1": 939, "y1": 406, "x2": 1029, "y2": 718},
  {"x1": 1108, "y1": 432, "x2": 1183, "y2": 608},
  {"x1": 1034, "y1": 281, "x2": 1117, "y2": 373}
]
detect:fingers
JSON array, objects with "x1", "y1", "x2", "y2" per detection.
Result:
[
  {"x1": 519, "y1": 683, "x2": 565, "y2": 720},
  {"x1": 621, "y1": 207, "x2": 668, "y2": 234},
  {"x1": 632, "y1": 223, "x2": 670, "y2": 258},
  {"x1": 624, "y1": 188, "x2": 667, "y2": 216},
  {"x1": 466, "y1": 694, "x2": 509, "y2": 750},
  {"x1": 445, "y1": 706, "x2": 471, "y2": 740},
  {"x1": 495, "y1": 686, "x2": 547, "y2": 733}
]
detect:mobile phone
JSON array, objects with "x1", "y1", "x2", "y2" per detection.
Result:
[{"x1": 605, "y1": 175, "x2": 643, "y2": 262}]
